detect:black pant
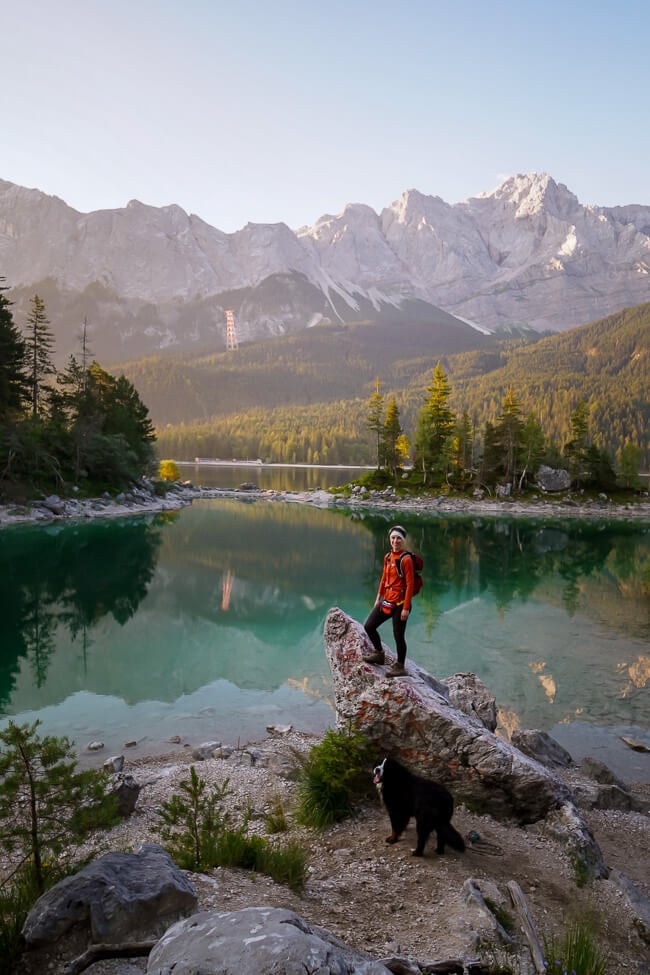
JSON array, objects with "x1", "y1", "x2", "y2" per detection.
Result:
[{"x1": 364, "y1": 603, "x2": 408, "y2": 664}]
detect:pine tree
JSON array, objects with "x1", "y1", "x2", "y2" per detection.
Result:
[
  {"x1": 414, "y1": 362, "x2": 455, "y2": 485},
  {"x1": 449, "y1": 411, "x2": 474, "y2": 488},
  {"x1": 24, "y1": 294, "x2": 56, "y2": 418},
  {"x1": 0, "y1": 278, "x2": 28, "y2": 419},
  {"x1": 366, "y1": 377, "x2": 385, "y2": 469},
  {"x1": 0, "y1": 720, "x2": 117, "y2": 894},
  {"x1": 617, "y1": 442, "x2": 642, "y2": 490},
  {"x1": 518, "y1": 411, "x2": 546, "y2": 489},
  {"x1": 381, "y1": 397, "x2": 404, "y2": 476},
  {"x1": 494, "y1": 386, "x2": 524, "y2": 489},
  {"x1": 564, "y1": 399, "x2": 590, "y2": 487}
]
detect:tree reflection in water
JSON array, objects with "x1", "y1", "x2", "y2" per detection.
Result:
[{"x1": 0, "y1": 502, "x2": 648, "y2": 771}]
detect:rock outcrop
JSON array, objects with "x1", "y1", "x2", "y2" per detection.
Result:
[
  {"x1": 323, "y1": 607, "x2": 606, "y2": 877},
  {"x1": 22, "y1": 844, "x2": 197, "y2": 950},
  {"x1": 147, "y1": 907, "x2": 392, "y2": 974}
]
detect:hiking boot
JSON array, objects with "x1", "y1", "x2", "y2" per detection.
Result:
[
  {"x1": 386, "y1": 662, "x2": 407, "y2": 677},
  {"x1": 362, "y1": 651, "x2": 385, "y2": 665}
]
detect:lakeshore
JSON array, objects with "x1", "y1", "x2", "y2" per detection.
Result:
[{"x1": 2, "y1": 481, "x2": 650, "y2": 529}]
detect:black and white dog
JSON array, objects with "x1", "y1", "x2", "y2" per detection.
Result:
[{"x1": 373, "y1": 756, "x2": 465, "y2": 857}]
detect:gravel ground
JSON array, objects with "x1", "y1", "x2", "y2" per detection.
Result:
[{"x1": 13, "y1": 730, "x2": 648, "y2": 975}]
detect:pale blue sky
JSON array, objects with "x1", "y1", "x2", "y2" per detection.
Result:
[{"x1": 3, "y1": 0, "x2": 648, "y2": 232}]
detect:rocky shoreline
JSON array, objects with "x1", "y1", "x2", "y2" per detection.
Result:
[{"x1": 2, "y1": 480, "x2": 650, "y2": 528}]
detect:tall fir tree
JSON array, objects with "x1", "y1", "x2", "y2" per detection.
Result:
[
  {"x1": 494, "y1": 386, "x2": 524, "y2": 488},
  {"x1": 414, "y1": 361, "x2": 455, "y2": 485},
  {"x1": 0, "y1": 278, "x2": 28, "y2": 419},
  {"x1": 381, "y1": 396, "x2": 404, "y2": 477},
  {"x1": 564, "y1": 399, "x2": 591, "y2": 487},
  {"x1": 366, "y1": 377, "x2": 385, "y2": 470},
  {"x1": 24, "y1": 294, "x2": 56, "y2": 418}
]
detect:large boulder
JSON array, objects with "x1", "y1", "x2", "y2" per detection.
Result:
[
  {"x1": 324, "y1": 608, "x2": 607, "y2": 878},
  {"x1": 22, "y1": 844, "x2": 197, "y2": 949},
  {"x1": 147, "y1": 906, "x2": 392, "y2": 974},
  {"x1": 536, "y1": 465, "x2": 571, "y2": 493}
]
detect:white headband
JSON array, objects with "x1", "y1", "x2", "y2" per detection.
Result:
[{"x1": 389, "y1": 525, "x2": 406, "y2": 540}]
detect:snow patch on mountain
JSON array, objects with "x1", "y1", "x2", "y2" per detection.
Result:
[{"x1": 1, "y1": 173, "x2": 648, "y2": 360}]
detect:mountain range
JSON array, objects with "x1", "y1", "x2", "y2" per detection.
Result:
[{"x1": 1, "y1": 173, "x2": 649, "y2": 365}]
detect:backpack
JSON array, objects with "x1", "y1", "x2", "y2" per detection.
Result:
[{"x1": 386, "y1": 550, "x2": 424, "y2": 596}]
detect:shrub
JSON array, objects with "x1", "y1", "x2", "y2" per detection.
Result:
[
  {"x1": 543, "y1": 919, "x2": 607, "y2": 975},
  {"x1": 156, "y1": 766, "x2": 307, "y2": 892},
  {"x1": 265, "y1": 794, "x2": 289, "y2": 833},
  {"x1": 294, "y1": 727, "x2": 376, "y2": 830},
  {"x1": 158, "y1": 459, "x2": 181, "y2": 482}
]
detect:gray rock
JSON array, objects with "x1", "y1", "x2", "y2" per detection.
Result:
[
  {"x1": 609, "y1": 871, "x2": 650, "y2": 945},
  {"x1": 541, "y1": 801, "x2": 608, "y2": 880},
  {"x1": 462, "y1": 878, "x2": 513, "y2": 947},
  {"x1": 511, "y1": 729, "x2": 574, "y2": 769},
  {"x1": 444, "y1": 673, "x2": 498, "y2": 732},
  {"x1": 41, "y1": 495, "x2": 66, "y2": 514},
  {"x1": 108, "y1": 771, "x2": 141, "y2": 816},
  {"x1": 191, "y1": 740, "x2": 222, "y2": 760},
  {"x1": 536, "y1": 466, "x2": 571, "y2": 492},
  {"x1": 147, "y1": 906, "x2": 392, "y2": 974},
  {"x1": 579, "y1": 756, "x2": 626, "y2": 787},
  {"x1": 22, "y1": 844, "x2": 197, "y2": 948},
  {"x1": 571, "y1": 781, "x2": 643, "y2": 812},
  {"x1": 103, "y1": 754, "x2": 125, "y2": 772}
]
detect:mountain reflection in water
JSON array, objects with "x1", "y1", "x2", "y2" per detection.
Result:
[{"x1": 0, "y1": 499, "x2": 648, "y2": 779}]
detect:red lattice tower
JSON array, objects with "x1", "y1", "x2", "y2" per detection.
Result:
[{"x1": 225, "y1": 309, "x2": 239, "y2": 351}]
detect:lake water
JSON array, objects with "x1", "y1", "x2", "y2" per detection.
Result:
[
  {"x1": 176, "y1": 462, "x2": 366, "y2": 492},
  {"x1": 1, "y1": 496, "x2": 649, "y2": 781}
]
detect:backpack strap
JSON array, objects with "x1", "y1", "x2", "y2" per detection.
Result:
[{"x1": 395, "y1": 551, "x2": 414, "y2": 578}]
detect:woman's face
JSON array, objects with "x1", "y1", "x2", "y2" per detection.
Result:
[{"x1": 389, "y1": 532, "x2": 405, "y2": 552}]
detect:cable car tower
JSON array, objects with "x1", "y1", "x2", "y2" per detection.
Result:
[{"x1": 225, "y1": 309, "x2": 239, "y2": 351}]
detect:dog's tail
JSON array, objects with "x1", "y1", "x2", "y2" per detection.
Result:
[{"x1": 443, "y1": 824, "x2": 466, "y2": 852}]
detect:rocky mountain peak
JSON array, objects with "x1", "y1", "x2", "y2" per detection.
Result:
[
  {"x1": 479, "y1": 172, "x2": 580, "y2": 220},
  {"x1": 1, "y1": 174, "x2": 648, "y2": 362}
]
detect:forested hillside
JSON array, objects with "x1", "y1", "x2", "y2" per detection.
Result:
[
  {"x1": 445, "y1": 303, "x2": 649, "y2": 462},
  {"x1": 121, "y1": 303, "x2": 649, "y2": 468},
  {"x1": 117, "y1": 315, "x2": 496, "y2": 425}
]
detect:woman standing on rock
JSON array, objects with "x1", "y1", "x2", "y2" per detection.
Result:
[{"x1": 362, "y1": 525, "x2": 414, "y2": 677}]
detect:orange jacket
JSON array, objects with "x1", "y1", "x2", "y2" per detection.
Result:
[{"x1": 378, "y1": 551, "x2": 414, "y2": 612}]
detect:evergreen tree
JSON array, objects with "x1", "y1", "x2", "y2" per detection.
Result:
[
  {"x1": 518, "y1": 411, "x2": 546, "y2": 489},
  {"x1": 0, "y1": 278, "x2": 28, "y2": 419},
  {"x1": 494, "y1": 386, "x2": 524, "y2": 489},
  {"x1": 449, "y1": 410, "x2": 474, "y2": 487},
  {"x1": 366, "y1": 377, "x2": 385, "y2": 469},
  {"x1": 617, "y1": 442, "x2": 642, "y2": 490},
  {"x1": 381, "y1": 397, "x2": 404, "y2": 476},
  {"x1": 584, "y1": 443, "x2": 617, "y2": 492},
  {"x1": 414, "y1": 362, "x2": 455, "y2": 485},
  {"x1": 564, "y1": 399, "x2": 591, "y2": 488},
  {"x1": 0, "y1": 720, "x2": 117, "y2": 895},
  {"x1": 24, "y1": 294, "x2": 56, "y2": 418},
  {"x1": 480, "y1": 420, "x2": 501, "y2": 489}
]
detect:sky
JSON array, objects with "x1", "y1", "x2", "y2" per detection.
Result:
[{"x1": 3, "y1": 0, "x2": 648, "y2": 233}]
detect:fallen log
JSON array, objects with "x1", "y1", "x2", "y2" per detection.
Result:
[{"x1": 63, "y1": 939, "x2": 156, "y2": 975}]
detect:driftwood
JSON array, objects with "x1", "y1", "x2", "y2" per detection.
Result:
[
  {"x1": 507, "y1": 880, "x2": 546, "y2": 974},
  {"x1": 62, "y1": 939, "x2": 156, "y2": 975}
]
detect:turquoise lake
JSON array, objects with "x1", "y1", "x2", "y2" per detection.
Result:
[{"x1": 1, "y1": 491, "x2": 649, "y2": 781}]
